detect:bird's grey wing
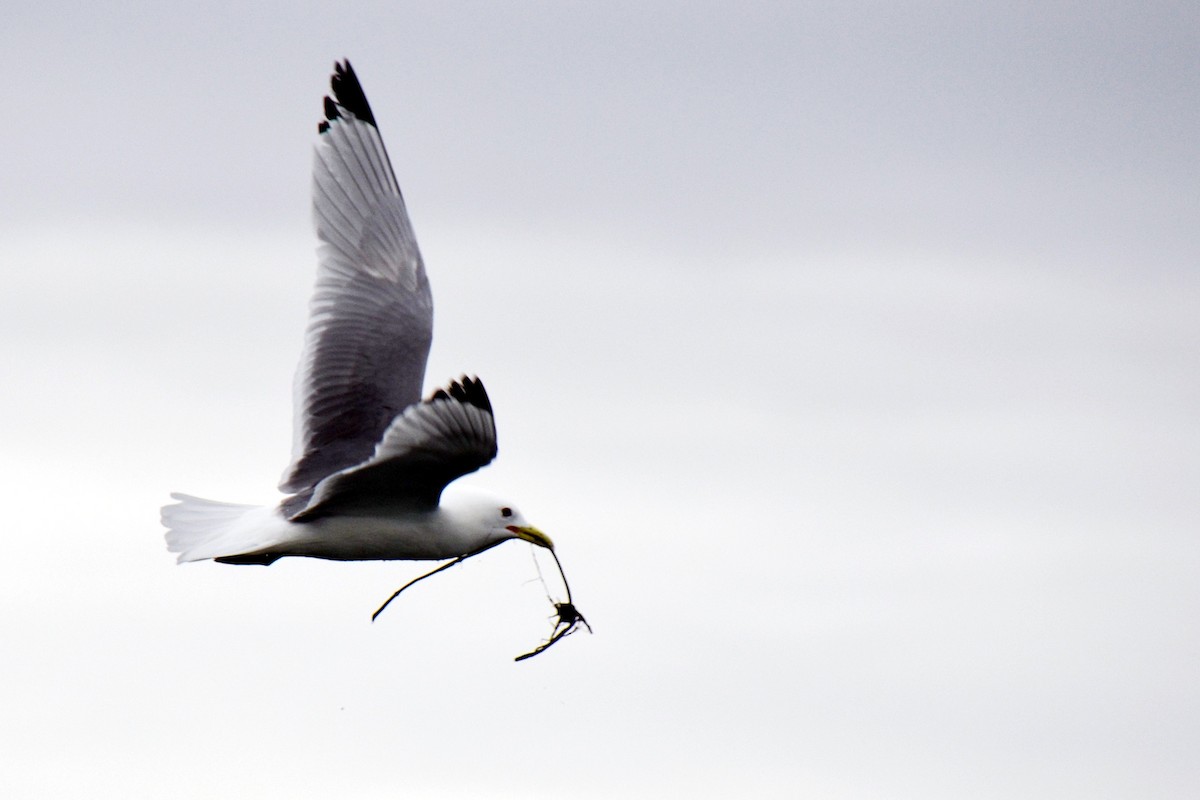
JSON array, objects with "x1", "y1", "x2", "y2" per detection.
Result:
[
  {"x1": 280, "y1": 61, "x2": 433, "y2": 495},
  {"x1": 286, "y1": 377, "x2": 497, "y2": 520}
]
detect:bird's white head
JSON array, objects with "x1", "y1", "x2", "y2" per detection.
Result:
[{"x1": 442, "y1": 486, "x2": 554, "y2": 551}]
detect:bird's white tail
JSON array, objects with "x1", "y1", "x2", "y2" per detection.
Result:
[{"x1": 162, "y1": 493, "x2": 287, "y2": 564}]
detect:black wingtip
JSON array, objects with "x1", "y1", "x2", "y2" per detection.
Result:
[
  {"x1": 431, "y1": 376, "x2": 493, "y2": 415},
  {"x1": 318, "y1": 59, "x2": 377, "y2": 134}
]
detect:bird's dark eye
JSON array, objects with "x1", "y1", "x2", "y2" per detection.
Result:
[{"x1": 500, "y1": 507, "x2": 513, "y2": 518}]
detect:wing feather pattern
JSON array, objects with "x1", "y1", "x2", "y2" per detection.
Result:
[
  {"x1": 287, "y1": 377, "x2": 498, "y2": 520},
  {"x1": 280, "y1": 61, "x2": 433, "y2": 495}
]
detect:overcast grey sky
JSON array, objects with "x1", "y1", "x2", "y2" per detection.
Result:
[{"x1": 2, "y1": 3, "x2": 1198, "y2": 798}]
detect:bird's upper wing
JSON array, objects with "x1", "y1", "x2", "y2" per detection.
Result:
[
  {"x1": 286, "y1": 377, "x2": 498, "y2": 520},
  {"x1": 279, "y1": 60, "x2": 434, "y2": 495}
]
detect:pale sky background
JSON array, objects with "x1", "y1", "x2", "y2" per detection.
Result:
[{"x1": 2, "y1": 2, "x2": 1198, "y2": 798}]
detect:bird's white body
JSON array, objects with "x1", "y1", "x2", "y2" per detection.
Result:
[
  {"x1": 279, "y1": 505, "x2": 488, "y2": 562},
  {"x1": 165, "y1": 487, "x2": 539, "y2": 564}
]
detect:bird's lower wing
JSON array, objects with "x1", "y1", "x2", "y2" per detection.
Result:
[{"x1": 286, "y1": 377, "x2": 498, "y2": 520}]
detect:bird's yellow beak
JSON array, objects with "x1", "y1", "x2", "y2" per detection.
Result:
[{"x1": 507, "y1": 525, "x2": 554, "y2": 550}]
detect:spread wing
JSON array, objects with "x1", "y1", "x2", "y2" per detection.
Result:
[
  {"x1": 287, "y1": 377, "x2": 498, "y2": 520},
  {"x1": 279, "y1": 60, "x2": 434, "y2": 495}
]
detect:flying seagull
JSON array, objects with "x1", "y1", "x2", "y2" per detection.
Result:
[{"x1": 163, "y1": 61, "x2": 586, "y2": 657}]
